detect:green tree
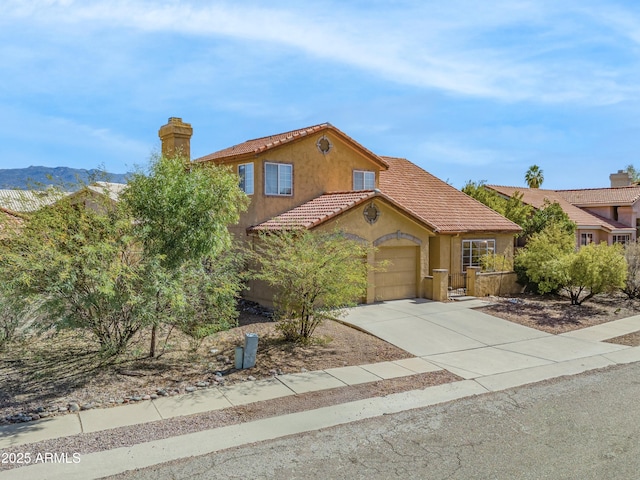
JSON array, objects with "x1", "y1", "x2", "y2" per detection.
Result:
[
  {"x1": 559, "y1": 242, "x2": 626, "y2": 305},
  {"x1": 515, "y1": 223, "x2": 575, "y2": 294},
  {"x1": 0, "y1": 191, "x2": 154, "y2": 353},
  {"x1": 522, "y1": 200, "x2": 576, "y2": 239},
  {"x1": 462, "y1": 180, "x2": 531, "y2": 228},
  {"x1": 122, "y1": 153, "x2": 248, "y2": 357},
  {"x1": 625, "y1": 164, "x2": 640, "y2": 183},
  {"x1": 251, "y1": 229, "x2": 371, "y2": 342},
  {"x1": 0, "y1": 155, "x2": 247, "y2": 356},
  {"x1": 525, "y1": 165, "x2": 544, "y2": 188},
  {"x1": 123, "y1": 154, "x2": 246, "y2": 269}
]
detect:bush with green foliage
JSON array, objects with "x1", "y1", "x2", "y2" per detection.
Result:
[
  {"x1": 515, "y1": 223, "x2": 575, "y2": 294},
  {"x1": 623, "y1": 242, "x2": 640, "y2": 299},
  {"x1": 251, "y1": 229, "x2": 371, "y2": 342},
  {"x1": 558, "y1": 242, "x2": 626, "y2": 305},
  {"x1": 516, "y1": 224, "x2": 626, "y2": 305},
  {"x1": 172, "y1": 256, "x2": 244, "y2": 351},
  {"x1": 0, "y1": 155, "x2": 247, "y2": 355}
]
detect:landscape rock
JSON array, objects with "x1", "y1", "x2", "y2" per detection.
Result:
[
  {"x1": 68, "y1": 403, "x2": 80, "y2": 412},
  {"x1": 185, "y1": 386, "x2": 197, "y2": 393},
  {"x1": 195, "y1": 381, "x2": 210, "y2": 388}
]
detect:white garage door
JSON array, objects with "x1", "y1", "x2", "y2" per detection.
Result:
[{"x1": 374, "y1": 246, "x2": 418, "y2": 301}]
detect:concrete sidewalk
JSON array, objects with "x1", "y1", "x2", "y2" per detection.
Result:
[
  {"x1": 3, "y1": 298, "x2": 640, "y2": 479},
  {"x1": 0, "y1": 356, "x2": 444, "y2": 449}
]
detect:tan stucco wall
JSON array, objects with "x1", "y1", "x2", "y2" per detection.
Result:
[
  {"x1": 222, "y1": 133, "x2": 383, "y2": 234},
  {"x1": 474, "y1": 271, "x2": 522, "y2": 297},
  {"x1": 430, "y1": 233, "x2": 515, "y2": 274}
]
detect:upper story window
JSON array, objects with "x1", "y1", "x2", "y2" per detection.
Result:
[
  {"x1": 265, "y1": 162, "x2": 292, "y2": 196},
  {"x1": 238, "y1": 163, "x2": 254, "y2": 195},
  {"x1": 462, "y1": 239, "x2": 495, "y2": 270},
  {"x1": 580, "y1": 233, "x2": 593, "y2": 246},
  {"x1": 353, "y1": 170, "x2": 375, "y2": 191}
]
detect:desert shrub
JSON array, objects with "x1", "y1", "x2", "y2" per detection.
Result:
[
  {"x1": 251, "y1": 229, "x2": 371, "y2": 342},
  {"x1": 623, "y1": 242, "x2": 640, "y2": 299}
]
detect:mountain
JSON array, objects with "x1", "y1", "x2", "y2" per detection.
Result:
[{"x1": 0, "y1": 166, "x2": 129, "y2": 190}]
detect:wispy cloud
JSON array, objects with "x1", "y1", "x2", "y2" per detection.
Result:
[{"x1": 3, "y1": 0, "x2": 639, "y2": 105}]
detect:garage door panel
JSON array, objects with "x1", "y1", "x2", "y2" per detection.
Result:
[{"x1": 374, "y1": 246, "x2": 418, "y2": 301}]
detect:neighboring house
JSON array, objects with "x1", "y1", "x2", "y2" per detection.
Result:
[
  {"x1": 0, "y1": 182, "x2": 126, "y2": 215},
  {"x1": 487, "y1": 171, "x2": 640, "y2": 248},
  {"x1": 0, "y1": 188, "x2": 68, "y2": 213},
  {"x1": 160, "y1": 117, "x2": 521, "y2": 304}
]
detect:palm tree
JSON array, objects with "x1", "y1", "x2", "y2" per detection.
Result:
[{"x1": 525, "y1": 165, "x2": 544, "y2": 188}]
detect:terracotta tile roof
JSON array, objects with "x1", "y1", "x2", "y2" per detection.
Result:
[
  {"x1": 556, "y1": 186, "x2": 640, "y2": 206},
  {"x1": 193, "y1": 123, "x2": 389, "y2": 168},
  {"x1": 248, "y1": 191, "x2": 377, "y2": 231},
  {"x1": 379, "y1": 158, "x2": 521, "y2": 234},
  {"x1": 487, "y1": 185, "x2": 633, "y2": 232}
]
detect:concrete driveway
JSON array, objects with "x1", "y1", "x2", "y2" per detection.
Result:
[{"x1": 342, "y1": 298, "x2": 628, "y2": 379}]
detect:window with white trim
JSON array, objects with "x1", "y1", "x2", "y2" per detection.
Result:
[
  {"x1": 238, "y1": 163, "x2": 254, "y2": 195},
  {"x1": 580, "y1": 233, "x2": 593, "y2": 246},
  {"x1": 265, "y1": 162, "x2": 292, "y2": 196},
  {"x1": 353, "y1": 170, "x2": 375, "y2": 191},
  {"x1": 462, "y1": 239, "x2": 495, "y2": 270},
  {"x1": 613, "y1": 234, "x2": 630, "y2": 245}
]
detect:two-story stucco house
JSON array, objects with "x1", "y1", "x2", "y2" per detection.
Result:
[{"x1": 159, "y1": 118, "x2": 521, "y2": 305}]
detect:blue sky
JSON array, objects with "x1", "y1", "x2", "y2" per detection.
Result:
[{"x1": 1, "y1": 0, "x2": 640, "y2": 189}]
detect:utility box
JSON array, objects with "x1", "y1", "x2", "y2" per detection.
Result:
[{"x1": 243, "y1": 333, "x2": 258, "y2": 369}]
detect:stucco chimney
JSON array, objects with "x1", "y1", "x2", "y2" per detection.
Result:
[
  {"x1": 158, "y1": 117, "x2": 193, "y2": 160},
  {"x1": 610, "y1": 170, "x2": 632, "y2": 187}
]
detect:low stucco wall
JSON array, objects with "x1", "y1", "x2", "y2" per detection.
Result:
[
  {"x1": 423, "y1": 276, "x2": 433, "y2": 300},
  {"x1": 474, "y1": 271, "x2": 522, "y2": 297}
]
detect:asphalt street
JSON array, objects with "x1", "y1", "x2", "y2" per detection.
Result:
[{"x1": 103, "y1": 362, "x2": 640, "y2": 480}]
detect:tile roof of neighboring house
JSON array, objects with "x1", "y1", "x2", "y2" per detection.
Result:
[
  {"x1": 248, "y1": 191, "x2": 378, "y2": 231},
  {"x1": 85, "y1": 182, "x2": 127, "y2": 202},
  {"x1": 379, "y1": 158, "x2": 522, "y2": 234},
  {"x1": 194, "y1": 123, "x2": 389, "y2": 169},
  {"x1": 0, "y1": 189, "x2": 69, "y2": 213},
  {"x1": 556, "y1": 186, "x2": 640, "y2": 206},
  {"x1": 487, "y1": 185, "x2": 633, "y2": 232}
]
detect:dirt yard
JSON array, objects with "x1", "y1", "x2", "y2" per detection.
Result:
[
  {"x1": 4, "y1": 293, "x2": 640, "y2": 427},
  {"x1": 477, "y1": 292, "x2": 640, "y2": 340},
  {"x1": 0, "y1": 305, "x2": 417, "y2": 424}
]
